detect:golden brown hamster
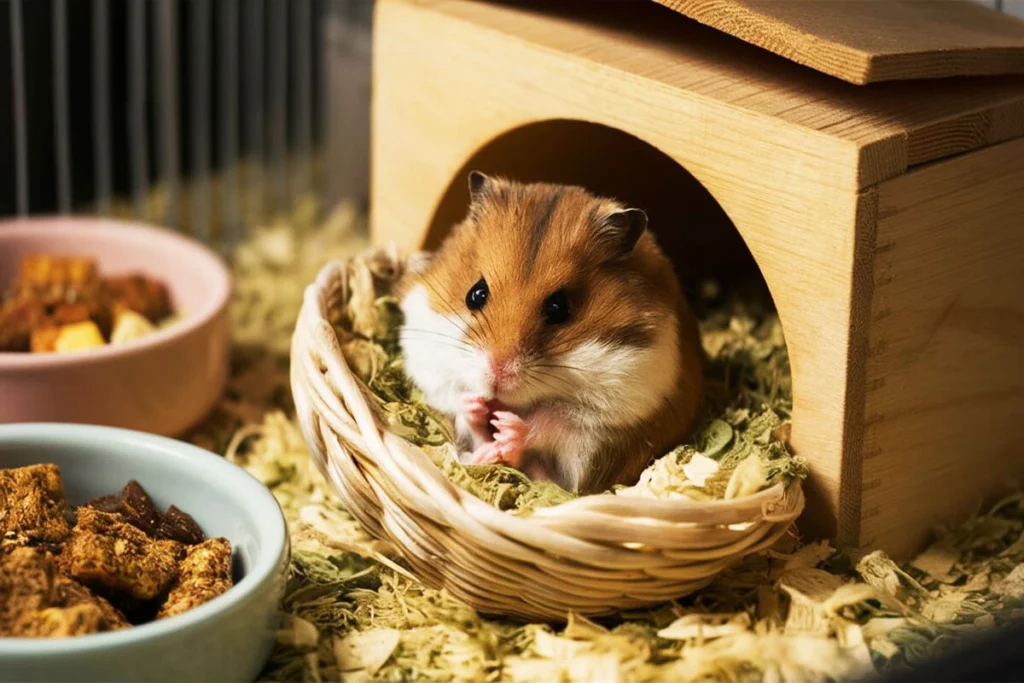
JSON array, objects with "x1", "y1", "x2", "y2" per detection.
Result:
[{"x1": 397, "y1": 172, "x2": 704, "y2": 494}]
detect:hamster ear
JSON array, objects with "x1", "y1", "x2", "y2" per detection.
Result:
[
  {"x1": 598, "y1": 207, "x2": 648, "y2": 257},
  {"x1": 468, "y1": 171, "x2": 496, "y2": 202}
]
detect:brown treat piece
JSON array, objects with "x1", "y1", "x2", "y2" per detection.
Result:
[
  {"x1": 53, "y1": 574, "x2": 130, "y2": 630},
  {"x1": 0, "y1": 464, "x2": 71, "y2": 545},
  {"x1": 85, "y1": 494, "x2": 123, "y2": 514},
  {"x1": 29, "y1": 325, "x2": 61, "y2": 353},
  {"x1": 65, "y1": 508, "x2": 182, "y2": 601},
  {"x1": 104, "y1": 274, "x2": 172, "y2": 324},
  {"x1": 0, "y1": 547, "x2": 56, "y2": 636},
  {"x1": 19, "y1": 604, "x2": 107, "y2": 638},
  {"x1": 157, "y1": 538, "x2": 233, "y2": 620},
  {"x1": 0, "y1": 296, "x2": 45, "y2": 352},
  {"x1": 49, "y1": 301, "x2": 93, "y2": 326},
  {"x1": 117, "y1": 480, "x2": 163, "y2": 536},
  {"x1": 155, "y1": 506, "x2": 206, "y2": 545}
]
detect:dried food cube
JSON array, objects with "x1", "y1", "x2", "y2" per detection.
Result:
[
  {"x1": 49, "y1": 299, "x2": 112, "y2": 338},
  {"x1": 29, "y1": 325, "x2": 61, "y2": 353},
  {"x1": 83, "y1": 480, "x2": 164, "y2": 537},
  {"x1": 155, "y1": 505, "x2": 206, "y2": 546},
  {"x1": 65, "y1": 508, "x2": 181, "y2": 601},
  {"x1": 16, "y1": 254, "x2": 99, "y2": 292},
  {"x1": 157, "y1": 538, "x2": 233, "y2": 620},
  {"x1": 118, "y1": 480, "x2": 164, "y2": 536},
  {"x1": 105, "y1": 274, "x2": 172, "y2": 324},
  {"x1": 0, "y1": 547, "x2": 55, "y2": 636},
  {"x1": 53, "y1": 574, "x2": 130, "y2": 630},
  {"x1": 0, "y1": 547, "x2": 125, "y2": 637},
  {"x1": 49, "y1": 302, "x2": 93, "y2": 327},
  {"x1": 19, "y1": 604, "x2": 107, "y2": 638},
  {"x1": 54, "y1": 321, "x2": 106, "y2": 353},
  {"x1": 110, "y1": 308, "x2": 156, "y2": 345},
  {"x1": 0, "y1": 464, "x2": 71, "y2": 546},
  {"x1": 0, "y1": 297, "x2": 45, "y2": 352},
  {"x1": 84, "y1": 494, "x2": 123, "y2": 514}
]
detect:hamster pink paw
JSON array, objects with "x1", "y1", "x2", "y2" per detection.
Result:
[
  {"x1": 461, "y1": 395, "x2": 490, "y2": 427},
  {"x1": 467, "y1": 411, "x2": 528, "y2": 468}
]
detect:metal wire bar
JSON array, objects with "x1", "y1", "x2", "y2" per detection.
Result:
[
  {"x1": 219, "y1": 0, "x2": 240, "y2": 250},
  {"x1": 52, "y1": 0, "x2": 72, "y2": 214},
  {"x1": 269, "y1": 0, "x2": 289, "y2": 213},
  {"x1": 93, "y1": 0, "x2": 111, "y2": 215},
  {"x1": 10, "y1": 0, "x2": 28, "y2": 216},
  {"x1": 293, "y1": 0, "x2": 313, "y2": 203},
  {"x1": 244, "y1": 0, "x2": 266, "y2": 221},
  {"x1": 129, "y1": 0, "x2": 149, "y2": 219},
  {"x1": 155, "y1": 0, "x2": 181, "y2": 228},
  {"x1": 321, "y1": 0, "x2": 337, "y2": 210},
  {"x1": 191, "y1": 0, "x2": 212, "y2": 242}
]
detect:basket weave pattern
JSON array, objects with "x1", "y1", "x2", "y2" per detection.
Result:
[{"x1": 291, "y1": 253, "x2": 805, "y2": 621}]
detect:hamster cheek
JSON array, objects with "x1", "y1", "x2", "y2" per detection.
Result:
[{"x1": 398, "y1": 284, "x2": 490, "y2": 414}]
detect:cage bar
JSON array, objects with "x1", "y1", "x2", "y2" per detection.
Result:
[
  {"x1": 155, "y1": 0, "x2": 181, "y2": 228},
  {"x1": 52, "y1": 0, "x2": 72, "y2": 214},
  {"x1": 93, "y1": 0, "x2": 112, "y2": 215},
  {"x1": 129, "y1": 0, "x2": 150, "y2": 219},
  {"x1": 10, "y1": 0, "x2": 28, "y2": 216},
  {"x1": 293, "y1": 0, "x2": 313, "y2": 203},
  {"x1": 219, "y1": 0, "x2": 241, "y2": 250},
  {"x1": 244, "y1": 0, "x2": 266, "y2": 221},
  {"x1": 321, "y1": 0, "x2": 338, "y2": 210},
  {"x1": 191, "y1": 0, "x2": 212, "y2": 242},
  {"x1": 269, "y1": 0, "x2": 289, "y2": 213}
]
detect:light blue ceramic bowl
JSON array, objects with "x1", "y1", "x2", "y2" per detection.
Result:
[{"x1": 0, "y1": 423, "x2": 289, "y2": 683}]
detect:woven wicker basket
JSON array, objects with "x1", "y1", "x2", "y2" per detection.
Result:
[{"x1": 291, "y1": 250, "x2": 805, "y2": 621}]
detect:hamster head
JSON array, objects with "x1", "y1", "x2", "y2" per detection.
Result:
[{"x1": 398, "y1": 172, "x2": 686, "y2": 426}]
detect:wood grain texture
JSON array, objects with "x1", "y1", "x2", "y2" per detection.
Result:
[
  {"x1": 861, "y1": 137, "x2": 1024, "y2": 559},
  {"x1": 654, "y1": 0, "x2": 1024, "y2": 85},
  {"x1": 419, "y1": 0, "x2": 1024, "y2": 189}
]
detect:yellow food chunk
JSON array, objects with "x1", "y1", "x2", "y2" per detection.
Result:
[
  {"x1": 54, "y1": 321, "x2": 106, "y2": 353},
  {"x1": 110, "y1": 309, "x2": 156, "y2": 345}
]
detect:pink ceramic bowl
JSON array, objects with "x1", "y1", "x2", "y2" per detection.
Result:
[{"x1": 0, "y1": 217, "x2": 231, "y2": 436}]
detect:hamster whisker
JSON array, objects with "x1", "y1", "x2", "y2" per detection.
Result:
[
  {"x1": 400, "y1": 327, "x2": 477, "y2": 349},
  {"x1": 523, "y1": 369, "x2": 568, "y2": 396},
  {"x1": 534, "y1": 362, "x2": 587, "y2": 373},
  {"x1": 418, "y1": 274, "x2": 486, "y2": 346},
  {"x1": 526, "y1": 368, "x2": 577, "y2": 394},
  {"x1": 399, "y1": 333, "x2": 473, "y2": 355},
  {"x1": 476, "y1": 306, "x2": 499, "y2": 344}
]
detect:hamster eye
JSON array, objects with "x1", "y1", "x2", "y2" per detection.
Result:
[
  {"x1": 542, "y1": 290, "x2": 571, "y2": 325},
  {"x1": 466, "y1": 277, "x2": 489, "y2": 311}
]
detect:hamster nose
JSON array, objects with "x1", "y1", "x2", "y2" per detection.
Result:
[{"x1": 489, "y1": 356, "x2": 517, "y2": 390}]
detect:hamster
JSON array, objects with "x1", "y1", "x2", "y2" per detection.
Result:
[{"x1": 396, "y1": 172, "x2": 704, "y2": 495}]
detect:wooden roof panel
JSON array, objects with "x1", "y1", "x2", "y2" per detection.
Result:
[{"x1": 653, "y1": 0, "x2": 1024, "y2": 85}]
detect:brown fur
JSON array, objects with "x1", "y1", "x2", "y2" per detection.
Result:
[{"x1": 400, "y1": 175, "x2": 704, "y2": 493}]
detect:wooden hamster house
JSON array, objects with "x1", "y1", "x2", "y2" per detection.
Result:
[{"x1": 369, "y1": 0, "x2": 1024, "y2": 559}]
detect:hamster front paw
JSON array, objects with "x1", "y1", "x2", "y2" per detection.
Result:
[
  {"x1": 455, "y1": 394, "x2": 493, "y2": 456},
  {"x1": 467, "y1": 411, "x2": 527, "y2": 468},
  {"x1": 461, "y1": 395, "x2": 490, "y2": 428}
]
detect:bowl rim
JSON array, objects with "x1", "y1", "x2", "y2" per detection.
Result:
[
  {"x1": 0, "y1": 423, "x2": 289, "y2": 654},
  {"x1": 0, "y1": 216, "x2": 232, "y2": 370}
]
